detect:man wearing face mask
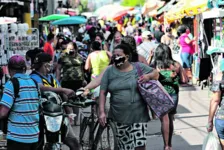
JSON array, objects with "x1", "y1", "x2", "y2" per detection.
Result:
[
  {"x1": 30, "y1": 53, "x2": 75, "y2": 96},
  {"x1": 30, "y1": 53, "x2": 80, "y2": 150}
]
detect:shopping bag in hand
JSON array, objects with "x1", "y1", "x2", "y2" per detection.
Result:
[
  {"x1": 202, "y1": 132, "x2": 221, "y2": 150},
  {"x1": 135, "y1": 63, "x2": 175, "y2": 118}
]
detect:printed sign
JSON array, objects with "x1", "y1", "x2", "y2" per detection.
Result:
[{"x1": 8, "y1": 34, "x2": 39, "y2": 51}]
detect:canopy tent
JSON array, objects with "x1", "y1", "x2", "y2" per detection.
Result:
[
  {"x1": 94, "y1": 4, "x2": 134, "y2": 20},
  {"x1": 51, "y1": 16, "x2": 87, "y2": 26},
  {"x1": 0, "y1": 17, "x2": 17, "y2": 24},
  {"x1": 184, "y1": 0, "x2": 208, "y2": 16},
  {"x1": 142, "y1": 0, "x2": 165, "y2": 16},
  {"x1": 39, "y1": 14, "x2": 70, "y2": 21},
  {"x1": 164, "y1": 0, "x2": 189, "y2": 23},
  {"x1": 157, "y1": 0, "x2": 178, "y2": 15}
]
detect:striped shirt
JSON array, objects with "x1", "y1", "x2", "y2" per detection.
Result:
[{"x1": 0, "y1": 73, "x2": 40, "y2": 143}]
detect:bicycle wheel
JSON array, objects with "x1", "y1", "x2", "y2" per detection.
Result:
[
  {"x1": 79, "y1": 116, "x2": 91, "y2": 150},
  {"x1": 93, "y1": 121, "x2": 118, "y2": 150}
]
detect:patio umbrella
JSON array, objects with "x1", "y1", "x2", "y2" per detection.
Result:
[
  {"x1": 39, "y1": 14, "x2": 70, "y2": 21},
  {"x1": 113, "y1": 7, "x2": 135, "y2": 21},
  {"x1": 51, "y1": 16, "x2": 87, "y2": 26}
]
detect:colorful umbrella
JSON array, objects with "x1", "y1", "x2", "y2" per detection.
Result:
[
  {"x1": 39, "y1": 14, "x2": 70, "y2": 21},
  {"x1": 51, "y1": 16, "x2": 87, "y2": 26},
  {"x1": 113, "y1": 7, "x2": 135, "y2": 21}
]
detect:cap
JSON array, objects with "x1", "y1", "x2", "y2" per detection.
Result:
[
  {"x1": 8, "y1": 55, "x2": 26, "y2": 70},
  {"x1": 142, "y1": 31, "x2": 152, "y2": 38},
  {"x1": 33, "y1": 53, "x2": 52, "y2": 64}
]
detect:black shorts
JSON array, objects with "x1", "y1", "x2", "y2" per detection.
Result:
[
  {"x1": 61, "y1": 80, "x2": 83, "y2": 92},
  {"x1": 7, "y1": 139, "x2": 38, "y2": 150}
]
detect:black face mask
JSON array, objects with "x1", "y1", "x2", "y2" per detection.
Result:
[
  {"x1": 69, "y1": 50, "x2": 75, "y2": 55},
  {"x1": 112, "y1": 55, "x2": 126, "y2": 67}
]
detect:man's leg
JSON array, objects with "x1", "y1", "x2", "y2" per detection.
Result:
[{"x1": 7, "y1": 139, "x2": 31, "y2": 150}]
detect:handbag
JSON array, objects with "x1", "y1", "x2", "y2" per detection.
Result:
[{"x1": 135, "y1": 63, "x2": 175, "y2": 118}]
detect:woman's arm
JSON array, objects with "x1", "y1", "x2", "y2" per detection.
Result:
[
  {"x1": 106, "y1": 51, "x2": 112, "y2": 59},
  {"x1": 85, "y1": 54, "x2": 92, "y2": 71},
  {"x1": 208, "y1": 91, "x2": 221, "y2": 132},
  {"x1": 185, "y1": 37, "x2": 195, "y2": 44},
  {"x1": 84, "y1": 67, "x2": 108, "y2": 90},
  {"x1": 175, "y1": 62, "x2": 188, "y2": 83},
  {"x1": 99, "y1": 90, "x2": 107, "y2": 127},
  {"x1": 148, "y1": 69, "x2": 159, "y2": 80},
  {"x1": 104, "y1": 42, "x2": 109, "y2": 51}
]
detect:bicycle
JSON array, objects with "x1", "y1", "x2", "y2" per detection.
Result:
[{"x1": 74, "y1": 90, "x2": 118, "y2": 150}]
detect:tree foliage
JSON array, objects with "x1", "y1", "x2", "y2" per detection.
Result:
[
  {"x1": 121, "y1": 0, "x2": 146, "y2": 7},
  {"x1": 78, "y1": 0, "x2": 88, "y2": 13}
]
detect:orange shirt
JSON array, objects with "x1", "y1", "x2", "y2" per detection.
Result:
[{"x1": 43, "y1": 42, "x2": 54, "y2": 58}]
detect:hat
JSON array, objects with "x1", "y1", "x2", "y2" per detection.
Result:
[
  {"x1": 8, "y1": 55, "x2": 26, "y2": 70},
  {"x1": 33, "y1": 53, "x2": 52, "y2": 64},
  {"x1": 142, "y1": 31, "x2": 152, "y2": 38}
]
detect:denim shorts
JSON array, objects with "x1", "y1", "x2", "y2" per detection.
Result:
[
  {"x1": 215, "y1": 119, "x2": 224, "y2": 139},
  {"x1": 181, "y1": 52, "x2": 193, "y2": 68}
]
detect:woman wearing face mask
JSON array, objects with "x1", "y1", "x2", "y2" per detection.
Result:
[
  {"x1": 95, "y1": 32, "x2": 109, "y2": 51},
  {"x1": 99, "y1": 44, "x2": 159, "y2": 150},
  {"x1": 56, "y1": 42, "x2": 85, "y2": 91},
  {"x1": 82, "y1": 35, "x2": 150, "y2": 94}
]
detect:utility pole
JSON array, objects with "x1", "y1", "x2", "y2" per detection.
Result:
[{"x1": 23, "y1": 0, "x2": 32, "y2": 28}]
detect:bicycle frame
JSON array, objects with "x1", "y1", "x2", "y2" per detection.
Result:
[{"x1": 79, "y1": 105, "x2": 99, "y2": 149}]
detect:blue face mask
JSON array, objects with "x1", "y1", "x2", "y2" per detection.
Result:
[{"x1": 220, "y1": 58, "x2": 224, "y2": 71}]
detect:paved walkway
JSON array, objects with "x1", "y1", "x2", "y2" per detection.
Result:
[
  {"x1": 146, "y1": 86, "x2": 211, "y2": 150},
  {"x1": 63, "y1": 85, "x2": 213, "y2": 150}
]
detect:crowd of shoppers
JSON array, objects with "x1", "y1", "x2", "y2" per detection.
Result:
[{"x1": 0, "y1": 16, "x2": 202, "y2": 150}]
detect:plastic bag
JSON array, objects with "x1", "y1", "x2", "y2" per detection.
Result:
[{"x1": 202, "y1": 132, "x2": 222, "y2": 150}]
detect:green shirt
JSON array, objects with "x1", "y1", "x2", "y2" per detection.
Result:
[
  {"x1": 101, "y1": 63, "x2": 153, "y2": 124},
  {"x1": 159, "y1": 70, "x2": 180, "y2": 94}
]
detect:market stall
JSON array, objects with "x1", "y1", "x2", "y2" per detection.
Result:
[{"x1": 164, "y1": 0, "x2": 188, "y2": 24}]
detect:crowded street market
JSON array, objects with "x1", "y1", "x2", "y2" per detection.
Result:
[{"x1": 0, "y1": 0, "x2": 223, "y2": 150}]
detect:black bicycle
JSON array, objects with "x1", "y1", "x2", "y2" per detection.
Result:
[{"x1": 74, "y1": 89, "x2": 118, "y2": 150}]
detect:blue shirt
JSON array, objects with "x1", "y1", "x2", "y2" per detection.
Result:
[
  {"x1": 30, "y1": 72, "x2": 60, "y2": 87},
  {"x1": 0, "y1": 73, "x2": 40, "y2": 143}
]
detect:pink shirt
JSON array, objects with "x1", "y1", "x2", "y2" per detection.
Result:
[{"x1": 179, "y1": 34, "x2": 194, "y2": 54}]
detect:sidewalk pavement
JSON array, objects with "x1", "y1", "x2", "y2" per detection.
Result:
[
  {"x1": 146, "y1": 86, "x2": 211, "y2": 150},
  {"x1": 63, "y1": 85, "x2": 212, "y2": 150}
]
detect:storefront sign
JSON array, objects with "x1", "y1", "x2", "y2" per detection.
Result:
[{"x1": 8, "y1": 34, "x2": 39, "y2": 51}]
